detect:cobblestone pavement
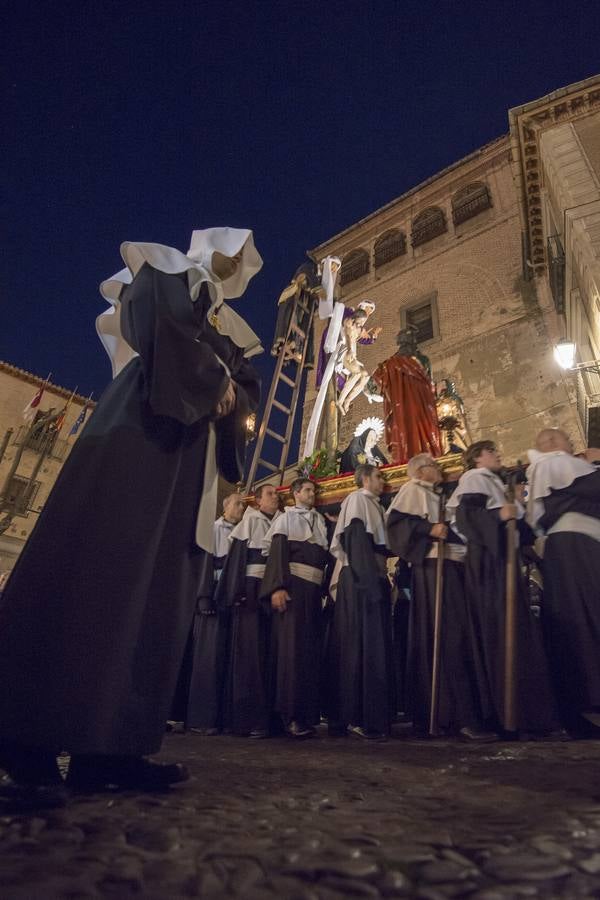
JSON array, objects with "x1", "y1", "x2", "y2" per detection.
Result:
[{"x1": 2, "y1": 730, "x2": 600, "y2": 898}]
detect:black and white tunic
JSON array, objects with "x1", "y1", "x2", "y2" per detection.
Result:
[
  {"x1": 448, "y1": 467, "x2": 558, "y2": 733},
  {"x1": 215, "y1": 507, "x2": 280, "y2": 734},
  {"x1": 326, "y1": 489, "x2": 394, "y2": 735},
  {"x1": 259, "y1": 506, "x2": 329, "y2": 726},
  {"x1": 387, "y1": 478, "x2": 477, "y2": 733},
  {"x1": 527, "y1": 450, "x2": 600, "y2": 726}
]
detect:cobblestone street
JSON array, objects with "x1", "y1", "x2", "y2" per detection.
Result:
[{"x1": 2, "y1": 732, "x2": 600, "y2": 898}]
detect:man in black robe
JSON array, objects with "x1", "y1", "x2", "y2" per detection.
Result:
[
  {"x1": 184, "y1": 492, "x2": 244, "y2": 735},
  {"x1": 387, "y1": 454, "x2": 490, "y2": 740},
  {"x1": 327, "y1": 464, "x2": 394, "y2": 740},
  {"x1": 527, "y1": 428, "x2": 600, "y2": 735},
  {"x1": 0, "y1": 228, "x2": 262, "y2": 801},
  {"x1": 447, "y1": 440, "x2": 559, "y2": 737},
  {"x1": 260, "y1": 477, "x2": 329, "y2": 738},
  {"x1": 215, "y1": 483, "x2": 281, "y2": 737}
]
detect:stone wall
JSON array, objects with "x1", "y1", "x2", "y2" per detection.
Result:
[{"x1": 0, "y1": 363, "x2": 89, "y2": 572}]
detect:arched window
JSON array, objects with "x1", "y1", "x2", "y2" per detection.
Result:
[
  {"x1": 374, "y1": 229, "x2": 407, "y2": 268},
  {"x1": 339, "y1": 249, "x2": 370, "y2": 286},
  {"x1": 452, "y1": 182, "x2": 492, "y2": 225},
  {"x1": 411, "y1": 207, "x2": 447, "y2": 247}
]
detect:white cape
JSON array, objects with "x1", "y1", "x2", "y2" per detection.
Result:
[
  {"x1": 261, "y1": 506, "x2": 328, "y2": 555},
  {"x1": 526, "y1": 449, "x2": 596, "y2": 527}
]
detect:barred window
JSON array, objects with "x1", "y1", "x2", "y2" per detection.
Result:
[
  {"x1": 5, "y1": 475, "x2": 40, "y2": 517},
  {"x1": 374, "y1": 230, "x2": 407, "y2": 268},
  {"x1": 400, "y1": 293, "x2": 439, "y2": 344},
  {"x1": 411, "y1": 207, "x2": 447, "y2": 247},
  {"x1": 339, "y1": 249, "x2": 370, "y2": 286},
  {"x1": 452, "y1": 182, "x2": 492, "y2": 225}
]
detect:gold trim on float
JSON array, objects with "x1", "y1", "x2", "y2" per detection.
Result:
[{"x1": 245, "y1": 453, "x2": 464, "y2": 508}]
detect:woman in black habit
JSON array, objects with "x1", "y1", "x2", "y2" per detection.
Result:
[
  {"x1": 338, "y1": 419, "x2": 387, "y2": 475},
  {"x1": 0, "y1": 227, "x2": 262, "y2": 800}
]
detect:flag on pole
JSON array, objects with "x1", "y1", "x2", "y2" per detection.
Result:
[
  {"x1": 53, "y1": 386, "x2": 78, "y2": 434},
  {"x1": 69, "y1": 404, "x2": 89, "y2": 436},
  {"x1": 23, "y1": 381, "x2": 48, "y2": 422},
  {"x1": 53, "y1": 407, "x2": 67, "y2": 433}
]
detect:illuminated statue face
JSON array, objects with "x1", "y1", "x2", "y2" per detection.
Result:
[{"x1": 364, "y1": 429, "x2": 377, "y2": 452}]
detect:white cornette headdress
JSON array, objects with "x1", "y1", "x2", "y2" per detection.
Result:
[
  {"x1": 354, "y1": 417, "x2": 384, "y2": 440},
  {"x1": 97, "y1": 228, "x2": 263, "y2": 377}
]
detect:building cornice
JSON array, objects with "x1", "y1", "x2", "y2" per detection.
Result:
[
  {"x1": 0, "y1": 360, "x2": 95, "y2": 407},
  {"x1": 309, "y1": 135, "x2": 509, "y2": 260},
  {"x1": 508, "y1": 74, "x2": 600, "y2": 276}
]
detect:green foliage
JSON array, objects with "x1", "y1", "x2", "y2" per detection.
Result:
[{"x1": 298, "y1": 447, "x2": 341, "y2": 479}]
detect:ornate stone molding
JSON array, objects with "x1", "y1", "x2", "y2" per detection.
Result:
[{"x1": 509, "y1": 77, "x2": 600, "y2": 276}]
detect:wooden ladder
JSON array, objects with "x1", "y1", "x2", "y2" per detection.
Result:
[{"x1": 245, "y1": 291, "x2": 317, "y2": 490}]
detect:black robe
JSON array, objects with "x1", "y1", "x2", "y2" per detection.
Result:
[
  {"x1": 456, "y1": 494, "x2": 558, "y2": 734},
  {"x1": 0, "y1": 264, "x2": 259, "y2": 756},
  {"x1": 538, "y1": 471, "x2": 600, "y2": 726},
  {"x1": 184, "y1": 537, "x2": 232, "y2": 732},
  {"x1": 214, "y1": 512, "x2": 275, "y2": 735},
  {"x1": 326, "y1": 520, "x2": 394, "y2": 735},
  {"x1": 260, "y1": 534, "x2": 328, "y2": 726},
  {"x1": 387, "y1": 510, "x2": 478, "y2": 733}
]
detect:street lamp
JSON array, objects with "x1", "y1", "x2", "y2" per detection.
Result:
[
  {"x1": 553, "y1": 339, "x2": 576, "y2": 370},
  {"x1": 553, "y1": 339, "x2": 600, "y2": 377}
]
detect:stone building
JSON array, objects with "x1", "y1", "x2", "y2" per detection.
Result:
[
  {"x1": 302, "y1": 75, "x2": 600, "y2": 466},
  {"x1": 0, "y1": 361, "x2": 91, "y2": 574},
  {"x1": 510, "y1": 75, "x2": 600, "y2": 444}
]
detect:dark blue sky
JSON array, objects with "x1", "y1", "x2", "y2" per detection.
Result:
[{"x1": 3, "y1": 0, "x2": 599, "y2": 403}]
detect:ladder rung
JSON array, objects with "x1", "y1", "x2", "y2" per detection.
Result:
[
  {"x1": 266, "y1": 428, "x2": 286, "y2": 444},
  {"x1": 290, "y1": 322, "x2": 306, "y2": 339},
  {"x1": 273, "y1": 399, "x2": 291, "y2": 414},
  {"x1": 296, "y1": 303, "x2": 311, "y2": 315},
  {"x1": 258, "y1": 458, "x2": 279, "y2": 472},
  {"x1": 279, "y1": 372, "x2": 296, "y2": 388}
]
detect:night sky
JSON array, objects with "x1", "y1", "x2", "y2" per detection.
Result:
[{"x1": 4, "y1": 0, "x2": 599, "y2": 410}]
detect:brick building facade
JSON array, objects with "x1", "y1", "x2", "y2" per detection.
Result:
[{"x1": 301, "y1": 76, "x2": 600, "y2": 467}]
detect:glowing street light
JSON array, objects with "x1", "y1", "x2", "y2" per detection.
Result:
[
  {"x1": 553, "y1": 339, "x2": 600, "y2": 377},
  {"x1": 553, "y1": 339, "x2": 576, "y2": 370}
]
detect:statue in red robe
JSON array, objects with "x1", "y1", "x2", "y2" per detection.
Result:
[{"x1": 372, "y1": 327, "x2": 442, "y2": 465}]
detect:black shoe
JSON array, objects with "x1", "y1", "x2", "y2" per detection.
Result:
[
  {"x1": 189, "y1": 727, "x2": 220, "y2": 736},
  {"x1": 165, "y1": 720, "x2": 185, "y2": 734},
  {"x1": 458, "y1": 726, "x2": 499, "y2": 743},
  {"x1": 348, "y1": 725, "x2": 388, "y2": 742},
  {"x1": 0, "y1": 775, "x2": 68, "y2": 809},
  {"x1": 66, "y1": 755, "x2": 189, "y2": 792},
  {"x1": 248, "y1": 729, "x2": 269, "y2": 739},
  {"x1": 284, "y1": 721, "x2": 314, "y2": 739},
  {"x1": 0, "y1": 743, "x2": 63, "y2": 786}
]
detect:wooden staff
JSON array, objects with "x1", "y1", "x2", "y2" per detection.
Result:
[
  {"x1": 503, "y1": 467, "x2": 519, "y2": 733},
  {"x1": 429, "y1": 490, "x2": 446, "y2": 736}
]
